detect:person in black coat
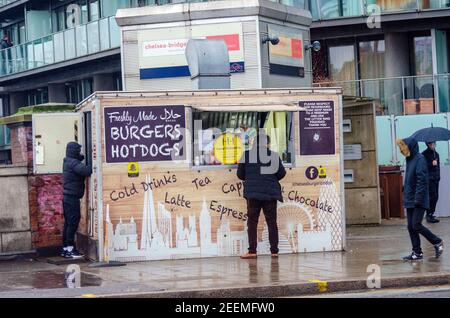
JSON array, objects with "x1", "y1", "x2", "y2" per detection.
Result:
[
  {"x1": 397, "y1": 137, "x2": 443, "y2": 261},
  {"x1": 422, "y1": 142, "x2": 440, "y2": 223},
  {"x1": 62, "y1": 142, "x2": 92, "y2": 259},
  {"x1": 237, "y1": 133, "x2": 286, "y2": 259}
]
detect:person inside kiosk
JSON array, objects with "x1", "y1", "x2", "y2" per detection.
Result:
[{"x1": 193, "y1": 111, "x2": 294, "y2": 167}]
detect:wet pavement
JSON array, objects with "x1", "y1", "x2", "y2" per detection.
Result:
[{"x1": 0, "y1": 218, "x2": 449, "y2": 297}]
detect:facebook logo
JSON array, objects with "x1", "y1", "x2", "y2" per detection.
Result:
[{"x1": 306, "y1": 166, "x2": 319, "y2": 180}]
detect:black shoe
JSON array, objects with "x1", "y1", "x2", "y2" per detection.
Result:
[
  {"x1": 403, "y1": 252, "x2": 423, "y2": 261},
  {"x1": 434, "y1": 241, "x2": 444, "y2": 259},
  {"x1": 61, "y1": 249, "x2": 68, "y2": 257},
  {"x1": 64, "y1": 249, "x2": 84, "y2": 259},
  {"x1": 426, "y1": 215, "x2": 440, "y2": 223}
]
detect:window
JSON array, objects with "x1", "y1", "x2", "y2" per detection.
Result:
[
  {"x1": 358, "y1": 39, "x2": 385, "y2": 104},
  {"x1": 1, "y1": 21, "x2": 26, "y2": 45},
  {"x1": 192, "y1": 111, "x2": 294, "y2": 167},
  {"x1": 329, "y1": 44, "x2": 357, "y2": 95},
  {"x1": 113, "y1": 72, "x2": 123, "y2": 91},
  {"x1": 101, "y1": 0, "x2": 130, "y2": 18},
  {"x1": 65, "y1": 78, "x2": 93, "y2": 104},
  {"x1": 26, "y1": 88, "x2": 49, "y2": 106},
  {"x1": 413, "y1": 35, "x2": 433, "y2": 76},
  {"x1": 52, "y1": 0, "x2": 103, "y2": 32},
  {"x1": 359, "y1": 40, "x2": 385, "y2": 79},
  {"x1": 89, "y1": 0, "x2": 100, "y2": 21}
]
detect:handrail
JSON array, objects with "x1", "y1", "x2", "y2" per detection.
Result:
[
  {"x1": 0, "y1": 16, "x2": 119, "y2": 77},
  {"x1": 311, "y1": 0, "x2": 450, "y2": 21},
  {"x1": 313, "y1": 73, "x2": 450, "y2": 86},
  {"x1": 0, "y1": 0, "x2": 20, "y2": 8}
]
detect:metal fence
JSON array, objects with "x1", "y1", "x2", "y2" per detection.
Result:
[{"x1": 0, "y1": 16, "x2": 120, "y2": 77}]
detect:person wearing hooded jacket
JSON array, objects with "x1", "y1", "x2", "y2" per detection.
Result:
[
  {"x1": 422, "y1": 142, "x2": 441, "y2": 223},
  {"x1": 397, "y1": 137, "x2": 444, "y2": 261},
  {"x1": 62, "y1": 142, "x2": 92, "y2": 259},
  {"x1": 237, "y1": 133, "x2": 286, "y2": 259}
]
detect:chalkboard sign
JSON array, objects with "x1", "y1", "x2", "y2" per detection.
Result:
[
  {"x1": 104, "y1": 106, "x2": 186, "y2": 163},
  {"x1": 299, "y1": 101, "x2": 336, "y2": 156}
]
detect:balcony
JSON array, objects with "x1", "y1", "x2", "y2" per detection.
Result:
[
  {"x1": 0, "y1": 0, "x2": 19, "y2": 7},
  {"x1": 314, "y1": 74, "x2": 450, "y2": 115},
  {"x1": 0, "y1": 16, "x2": 120, "y2": 78},
  {"x1": 311, "y1": 0, "x2": 450, "y2": 20}
]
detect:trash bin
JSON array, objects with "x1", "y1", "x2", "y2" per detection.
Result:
[{"x1": 379, "y1": 165, "x2": 404, "y2": 219}]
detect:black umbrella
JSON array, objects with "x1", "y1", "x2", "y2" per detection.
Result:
[{"x1": 412, "y1": 125, "x2": 450, "y2": 143}]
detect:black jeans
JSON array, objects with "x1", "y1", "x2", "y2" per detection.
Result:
[
  {"x1": 407, "y1": 207, "x2": 441, "y2": 254},
  {"x1": 63, "y1": 195, "x2": 81, "y2": 248},
  {"x1": 247, "y1": 199, "x2": 279, "y2": 254},
  {"x1": 428, "y1": 180, "x2": 439, "y2": 217}
]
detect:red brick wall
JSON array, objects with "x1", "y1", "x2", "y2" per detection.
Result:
[
  {"x1": 10, "y1": 124, "x2": 33, "y2": 168},
  {"x1": 9, "y1": 123, "x2": 65, "y2": 250},
  {"x1": 29, "y1": 174, "x2": 64, "y2": 248}
]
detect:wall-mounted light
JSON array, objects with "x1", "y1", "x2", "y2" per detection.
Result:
[
  {"x1": 261, "y1": 35, "x2": 280, "y2": 45},
  {"x1": 305, "y1": 41, "x2": 321, "y2": 52}
]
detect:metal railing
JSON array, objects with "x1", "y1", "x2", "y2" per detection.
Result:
[
  {"x1": 0, "y1": 0, "x2": 19, "y2": 7},
  {"x1": 311, "y1": 0, "x2": 450, "y2": 20},
  {"x1": 313, "y1": 74, "x2": 450, "y2": 115},
  {"x1": 0, "y1": 16, "x2": 120, "y2": 77}
]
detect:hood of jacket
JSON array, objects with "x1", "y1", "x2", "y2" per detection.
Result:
[
  {"x1": 66, "y1": 142, "x2": 83, "y2": 159},
  {"x1": 397, "y1": 136, "x2": 419, "y2": 160}
]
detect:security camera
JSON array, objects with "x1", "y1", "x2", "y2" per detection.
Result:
[
  {"x1": 305, "y1": 41, "x2": 321, "y2": 52},
  {"x1": 262, "y1": 35, "x2": 280, "y2": 45}
]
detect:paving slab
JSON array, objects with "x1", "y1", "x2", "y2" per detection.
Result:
[{"x1": 0, "y1": 218, "x2": 449, "y2": 298}]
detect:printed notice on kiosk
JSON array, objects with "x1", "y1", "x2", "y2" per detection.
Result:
[
  {"x1": 299, "y1": 100, "x2": 335, "y2": 156},
  {"x1": 104, "y1": 106, "x2": 186, "y2": 163}
]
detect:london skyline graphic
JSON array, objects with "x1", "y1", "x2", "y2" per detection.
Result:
[{"x1": 105, "y1": 174, "x2": 336, "y2": 262}]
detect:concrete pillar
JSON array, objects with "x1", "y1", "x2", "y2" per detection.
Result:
[
  {"x1": 384, "y1": 32, "x2": 410, "y2": 115},
  {"x1": 48, "y1": 83, "x2": 67, "y2": 103},
  {"x1": 9, "y1": 92, "x2": 27, "y2": 114},
  {"x1": 93, "y1": 73, "x2": 115, "y2": 92}
]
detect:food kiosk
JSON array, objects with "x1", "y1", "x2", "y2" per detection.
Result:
[{"x1": 76, "y1": 88, "x2": 345, "y2": 262}]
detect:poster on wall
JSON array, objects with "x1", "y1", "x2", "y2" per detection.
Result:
[
  {"x1": 268, "y1": 25, "x2": 305, "y2": 77},
  {"x1": 299, "y1": 100, "x2": 336, "y2": 156},
  {"x1": 103, "y1": 106, "x2": 186, "y2": 163},
  {"x1": 138, "y1": 22, "x2": 245, "y2": 79}
]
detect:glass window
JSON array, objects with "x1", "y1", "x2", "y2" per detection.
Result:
[
  {"x1": 317, "y1": 0, "x2": 363, "y2": 18},
  {"x1": 101, "y1": 0, "x2": 131, "y2": 18},
  {"x1": 329, "y1": 45, "x2": 356, "y2": 81},
  {"x1": 79, "y1": 0, "x2": 89, "y2": 24},
  {"x1": 359, "y1": 40, "x2": 385, "y2": 79},
  {"x1": 358, "y1": 40, "x2": 385, "y2": 104},
  {"x1": 329, "y1": 44, "x2": 357, "y2": 95},
  {"x1": 65, "y1": 79, "x2": 93, "y2": 104},
  {"x1": 52, "y1": 6, "x2": 66, "y2": 32},
  {"x1": 319, "y1": 0, "x2": 340, "y2": 18},
  {"x1": 192, "y1": 111, "x2": 294, "y2": 167},
  {"x1": 113, "y1": 72, "x2": 123, "y2": 90},
  {"x1": 18, "y1": 22, "x2": 26, "y2": 44},
  {"x1": 413, "y1": 36, "x2": 433, "y2": 75},
  {"x1": 89, "y1": 0, "x2": 100, "y2": 21},
  {"x1": 369, "y1": 0, "x2": 417, "y2": 12}
]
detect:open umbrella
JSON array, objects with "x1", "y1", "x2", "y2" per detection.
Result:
[{"x1": 412, "y1": 125, "x2": 450, "y2": 143}]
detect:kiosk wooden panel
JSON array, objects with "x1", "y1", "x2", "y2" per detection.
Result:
[{"x1": 77, "y1": 89, "x2": 345, "y2": 262}]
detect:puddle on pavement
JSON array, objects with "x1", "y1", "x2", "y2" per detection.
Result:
[{"x1": 2, "y1": 271, "x2": 103, "y2": 290}]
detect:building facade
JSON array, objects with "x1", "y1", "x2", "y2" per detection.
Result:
[
  {"x1": 0, "y1": 0, "x2": 311, "y2": 163},
  {"x1": 309, "y1": 0, "x2": 450, "y2": 117}
]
